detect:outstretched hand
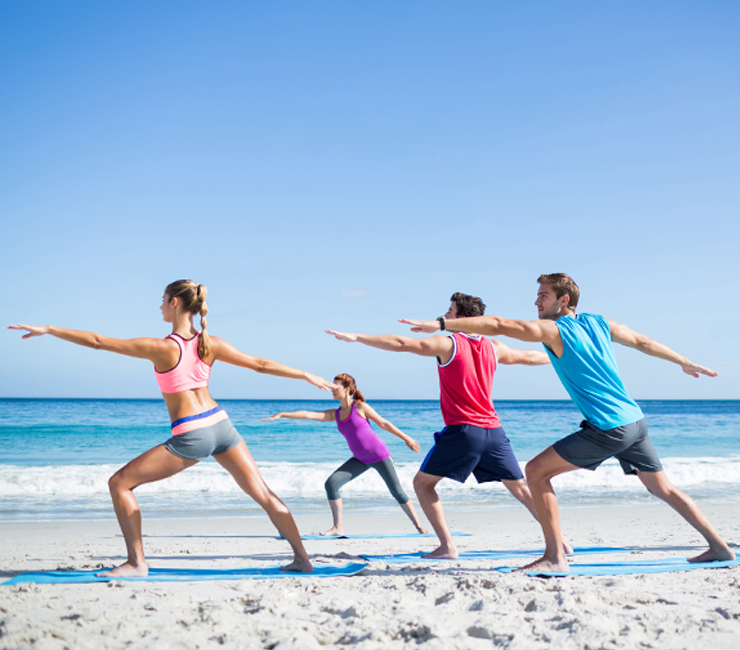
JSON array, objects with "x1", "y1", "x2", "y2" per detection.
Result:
[
  {"x1": 398, "y1": 319, "x2": 440, "y2": 334},
  {"x1": 8, "y1": 324, "x2": 49, "y2": 339},
  {"x1": 325, "y1": 329, "x2": 358, "y2": 343},
  {"x1": 261, "y1": 414, "x2": 283, "y2": 421},
  {"x1": 681, "y1": 362, "x2": 718, "y2": 379},
  {"x1": 305, "y1": 372, "x2": 338, "y2": 392}
]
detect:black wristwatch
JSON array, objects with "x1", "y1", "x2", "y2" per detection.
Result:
[{"x1": 437, "y1": 317, "x2": 446, "y2": 331}]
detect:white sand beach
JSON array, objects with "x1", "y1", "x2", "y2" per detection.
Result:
[{"x1": 1, "y1": 502, "x2": 739, "y2": 650}]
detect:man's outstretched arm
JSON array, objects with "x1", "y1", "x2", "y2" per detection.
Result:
[
  {"x1": 607, "y1": 318, "x2": 717, "y2": 378},
  {"x1": 492, "y1": 339, "x2": 550, "y2": 366},
  {"x1": 400, "y1": 316, "x2": 561, "y2": 347},
  {"x1": 325, "y1": 329, "x2": 452, "y2": 358}
]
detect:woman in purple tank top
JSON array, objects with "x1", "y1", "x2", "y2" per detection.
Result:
[{"x1": 264, "y1": 373, "x2": 428, "y2": 536}]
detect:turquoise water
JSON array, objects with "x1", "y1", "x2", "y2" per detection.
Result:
[{"x1": 1, "y1": 399, "x2": 739, "y2": 521}]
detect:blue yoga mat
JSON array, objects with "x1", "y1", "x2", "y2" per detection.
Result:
[
  {"x1": 301, "y1": 532, "x2": 472, "y2": 541},
  {"x1": 2, "y1": 562, "x2": 368, "y2": 585},
  {"x1": 361, "y1": 546, "x2": 631, "y2": 564},
  {"x1": 496, "y1": 557, "x2": 740, "y2": 577}
]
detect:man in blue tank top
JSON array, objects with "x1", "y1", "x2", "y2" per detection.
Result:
[{"x1": 401, "y1": 273, "x2": 734, "y2": 574}]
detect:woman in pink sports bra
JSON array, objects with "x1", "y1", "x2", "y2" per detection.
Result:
[
  {"x1": 9, "y1": 279, "x2": 335, "y2": 576},
  {"x1": 264, "y1": 373, "x2": 428, "y2": 536}
]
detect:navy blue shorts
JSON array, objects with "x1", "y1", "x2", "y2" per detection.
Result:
[{"x1": 419, "y1": 424, "x2": 524, "y2": 484}]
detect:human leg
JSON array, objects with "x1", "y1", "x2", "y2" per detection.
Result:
[
  {"x1": 413, "y1": 471, "x2": 456, "y2": 558},
  {"x1": 502, "y1": 478, "x2": 573, "y2": 554},
  {"x1": 214, "y1": 440, "x2": 312, "y2": 572},
  {"x1": 103, "y1": 444, "x2": 198, "y2": 577},
  {"x1": 372, "y1": 457, "x2": 428, "y2": 533},
  {"x1": 323, "y1": 457, "x2": 369, "y2": 535},
  {"x1": 637, "y1": 471, "x2": 735, "y2": 562},
  {"x1": 326, "y1": 498, "x2": 343, "y2": 536},
  {"x1": 521, "y1": 446, "x2": 580, "y2": 572}
]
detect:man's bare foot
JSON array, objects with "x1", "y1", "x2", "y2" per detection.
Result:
[
  {"x1": 320, "y1": 526, "x2": 343, "y2": 536},
  {"x1": 563, "y1": 539, "x2": 574, "y2": 555},
  {"x1": 515, "y1": 555, "x2": 569, "y2": 575},
  {"x1": 688, "y1": 546, "x2": 736, "y2": 563},
  {"x1": 279, "y1": 557, "x2": 313, "y2": 573},
  {"x1": 97, "y1": 562, "x2": 148, "y2": 578},
  {"x1": 421, "y1": 545, "x2": 458, "y2": 559}
]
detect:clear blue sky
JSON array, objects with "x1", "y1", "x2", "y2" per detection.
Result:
[{"x1": 1, "y1": 1, "x2": 738, "y2": 400}]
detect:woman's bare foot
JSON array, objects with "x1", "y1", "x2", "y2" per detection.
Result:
[
  {"x1": 515, "y1": 555, "x2": 569, "y2": 575},
  {"x1": 688, "y1": 546, "x2": 736, "y2": 563},
  {"x1": 563, "y1": 538, "x2": 574, "y2": 555},
  {"x1": 416, "y1": 525, "x2": 429, "y2": 534},
  {"x1": 421, "y1": 544, "x2": 457, "y2": 559},
  {"x1": 97, "y1": 561, "x2": 148, "y2": 578},
  {"x1": 320, "y1": 526, "x2": 343, "y2": 536},
  {"x1": 280, "y1": 557, "x2": 313, "y2": 573}
]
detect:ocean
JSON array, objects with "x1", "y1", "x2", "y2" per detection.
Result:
[{"x1": 1, "y1": 399, "x2": 738, "y2": 522}]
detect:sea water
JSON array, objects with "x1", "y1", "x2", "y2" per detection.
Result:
[{"x1": 1, "y1": 399, "x2": 738, "y2": 522}]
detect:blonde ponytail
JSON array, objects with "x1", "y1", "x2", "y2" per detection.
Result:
[{"x1": 197, "y1": 284, "x2": 211, "y2": 359}]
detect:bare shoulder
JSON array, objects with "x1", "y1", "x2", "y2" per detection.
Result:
[
  {"x1": 428, "y1": 333, "x2": 454, "y2": 350},
  {"x1": 356, "y1": 400, "x2": 382, "y2": 418}
]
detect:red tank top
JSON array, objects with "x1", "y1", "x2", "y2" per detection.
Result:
[{"x1": 437, "y1": 333, "x2": 501, "y2": 428}]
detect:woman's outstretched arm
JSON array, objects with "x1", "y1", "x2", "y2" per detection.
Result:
[
  {"x1": 8, "y1": 324, "x2": 172, "y2": 364},
  {"x1": 357, "y1": 402, "x2": 421, "y2": 454},
  {"x1": 262, "y1": 410, "x2": 335, "y2": 422},
  {"x1": 210, "y1": 336, "x2": 336, "y2": 392}
]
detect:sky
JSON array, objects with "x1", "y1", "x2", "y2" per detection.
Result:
[{"x1": 1, "y1": 1, "x2": 738, "y2": 401}]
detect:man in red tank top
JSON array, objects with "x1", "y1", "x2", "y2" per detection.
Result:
[{"x1": 326, "y1": 293, "x2": 553, "y2": 559}]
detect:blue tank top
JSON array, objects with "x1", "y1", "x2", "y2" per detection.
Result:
[{"x1": 543, "y1": 313, "x2": 643, "y2": 430}]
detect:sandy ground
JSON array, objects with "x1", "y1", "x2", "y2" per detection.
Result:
[{"x1": 1, "y1": 502, "x2": 739, "y2": 649}]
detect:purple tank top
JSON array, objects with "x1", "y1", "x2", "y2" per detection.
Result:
[{"x1": 335, "y1": 402, "x2": 391, "y2": 464}]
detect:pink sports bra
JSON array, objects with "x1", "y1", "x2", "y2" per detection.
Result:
[{"x1": 154, "y1": 333, "x2": 211, "y2": 394}]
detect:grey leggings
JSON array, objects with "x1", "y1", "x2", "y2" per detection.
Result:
[{"x1": 324, "y1": 456, "x2": 409, "y2": 504}]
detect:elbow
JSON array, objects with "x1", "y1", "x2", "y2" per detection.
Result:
[
  {"x1": 390, "y1": 337, "x2": 408, "y2": 351},
  {"x1": 634, "y1": 335, "x2": 653, "y2": 352},
  {"x1": 90, "y1": 335, "x2": 103, "y2": 350},
  {"x1": 253, "y1": 359, "x2": 271, "y2": 374}
]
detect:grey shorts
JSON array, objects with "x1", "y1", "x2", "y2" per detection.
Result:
[
  {"x1": 553, "y1": 418, "x2": 663, "y2": 474},
  {"x1": 164, "y1": 418, "x2": 243, "y2": 461}
]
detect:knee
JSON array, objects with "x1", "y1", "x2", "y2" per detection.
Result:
[
  {"x1": 324, "y1": 477, "x2": 340, "y2": 501},
  {"x1": 524, "y1": 460, "x2": 543, "y2": 484},
  {"x1": 642, "y1": 476, "x2": 678, "y2": 500},
  {"x1": 108, "y1": 470, "x2": 127, "y2": 494},
  {"x1": 413, "y1": 474, "x2": 433, "y2": 497},
  {"x1": 392, "y1": 489, "x2": 409, "y2": 505},
  {"x1": 506, "y1": 479, "x2": 529, "y2": 499}
]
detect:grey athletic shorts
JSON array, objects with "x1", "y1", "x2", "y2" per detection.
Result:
[
  {"x1": 164, "y1": 418, "x2": 243, "y2": 461},
  {"x1": 553, "y1": 418, "x2": 663, "y2": 474}
]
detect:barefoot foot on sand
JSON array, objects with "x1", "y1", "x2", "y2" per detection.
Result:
[
  {"x1": 417, "y1": 527, "x2": 429, "y2": 534},
  {"x1": 421, "y1": 545, "x2": 457, "y2": 559},
  {"x1": 563, "y1": 539, "x2": 574, "y2": 555},
  {"x1": 320, "y1": 527, "x2": 343, "y2": 537},
  {"x1": 96, "y1": 562, "x2": 148, "y2": 578},
  {"x1": 280, "y1": 558, "x2": 313, "y2": 573},
  {"x1": 515, "y1": 555, "x2": 569, "y2": 575},
  {"x1": 688, "y1": 547, "x2": 736, "y2": 563}
]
